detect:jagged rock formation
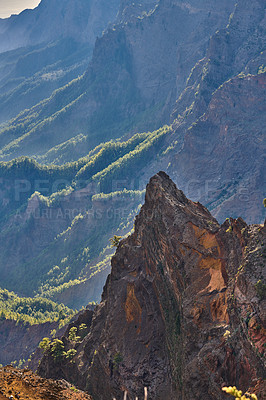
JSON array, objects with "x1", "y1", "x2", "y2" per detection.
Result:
[
  {"x1": 0, "y1": 0, "x2": 265, "y2": 371},
  {"x1": 38, "y1": 172, "x2": 266, "y2": 399}
]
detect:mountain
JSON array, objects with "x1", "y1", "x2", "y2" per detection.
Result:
[
  {"x1": 0, "y1": 143, "x2": 147, "y2": 307},
  {"x1": 37, "y1": 172, "x2": 266, "y2": 399},
  {"x1": 0, "y1": 0, "x2": 236, "y2": 160},
  {"x1": 0, "y1": 0, "x2": 120, "y2": 53},
  {"x1": 0, "y1": 0, "x2": 264, "y2": 223},
  {"x1": 0, "y1": 0, "x2": 265, "y2": 367},
  {"x1": 0, "y1": 0, "x2": 121, "y2": 122},
  {"x1": 0, "y1": 0, "x2": 264, "y2": 316}
]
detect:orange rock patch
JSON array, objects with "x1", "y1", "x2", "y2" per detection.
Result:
[
  {"x1": 191, "y1": 304, "x2": 205, "y2": 325},
  {"x1": 190, "y1": 224, "x2": 226, "y2": 293},
  {"x1": 124, "y1": 283, "x2": 142, "y2": 333},
  {"x1": 199, "y1": 256, "x2": 226, "y2": 292},
  {"x1": 191, "y1": 224, "x2": 220, "y2": 251},
  {"x1": 210, "y1": 292, "x2": 228, "y2": 322}
]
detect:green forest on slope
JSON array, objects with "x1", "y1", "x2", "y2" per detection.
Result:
[
  {"x1": 0, "y1": 288, "x2": 75, "y2": 327},
  {"x1": 0, "y1": 127, "x2": 171, "y2": 307}
]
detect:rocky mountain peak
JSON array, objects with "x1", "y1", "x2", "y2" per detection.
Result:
[
  {"x1": 144, "y1": 171, "x2": 188, "y2": 206},
  {"x1": 38, "y1": 172, "x2": 265, "y2": 399},
  {"x1": 134, "y1": 171, "x2": 218, "y2": 245}
]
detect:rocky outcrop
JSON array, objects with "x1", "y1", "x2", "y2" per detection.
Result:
[{"x1": 38, "y1": 172, "x2": 266, "y2": 399}]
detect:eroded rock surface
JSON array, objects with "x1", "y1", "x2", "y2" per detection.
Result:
[{"x1": 37, "y1": 172, "x2": 265, "y2": 399}]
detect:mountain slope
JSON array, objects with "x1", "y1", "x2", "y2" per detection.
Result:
[
  {"x1": 81, "y1": 0, "x2": 265, "y2": 224},
  {"x1": 0, "y1": 39, "x2": 91, "y2": 123},
  {"x1": 170, "y1": 72, "x2": 266, "y2": 224},
  {"x1": 0, "y1": 0, "x2": 264, "y2": 228},
  {"x1": 165, "y1": 0, "x2": 266, "y2": 224},
  {"x1": 38, "y1": 172, "x2": 266, "y2": 399},
  {"x1": 0, "y1": 138, "x2": 149, "y2": 306},
  {"x1": 0, "y1": 0, "x2": 121, "y2": 123},
  {"x1": 0, "y1": 0, "x2": 235, "y2": 161},
  {"x1": 0, "y1": 288, "x2": 75, "y2": 365}
]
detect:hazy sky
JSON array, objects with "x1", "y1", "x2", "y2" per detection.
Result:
[{"x1": 0, "y1": 0, "x2": 41, "y2": 18}]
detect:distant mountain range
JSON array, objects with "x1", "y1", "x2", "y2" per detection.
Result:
[
  {"x1": 0, "y1": 0, "x2": 122, "y2": 122},
  {"x1": 0, "y1": 0, "x2": 237, "y2": 152},
  {"x1": 0, "y1": 0, "x2": 122, "y2": 53}
]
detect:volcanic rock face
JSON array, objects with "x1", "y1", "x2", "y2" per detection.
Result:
[{"x1": 38, "y1": 172, "x2": 265, "y2": 399}]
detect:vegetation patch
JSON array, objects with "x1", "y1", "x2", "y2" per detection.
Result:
[{"x1": 0, "y1": 288, "x2": 75, "y2": 326}]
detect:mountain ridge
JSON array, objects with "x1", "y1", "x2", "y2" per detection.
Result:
[
  {"x1": 0, "y1": 0, "x2": 122, "y2": 123},
  {"x1": 0, "y1": 0, "x2": 236, "y2": 159}
]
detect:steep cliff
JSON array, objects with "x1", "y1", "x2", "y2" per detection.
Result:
[
  {"x1": 169, "y1": 71, "x2": 266, "y2": 224},
  {"x1": 38, "y1": 172, "x2": 266, "y2": 399}
]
